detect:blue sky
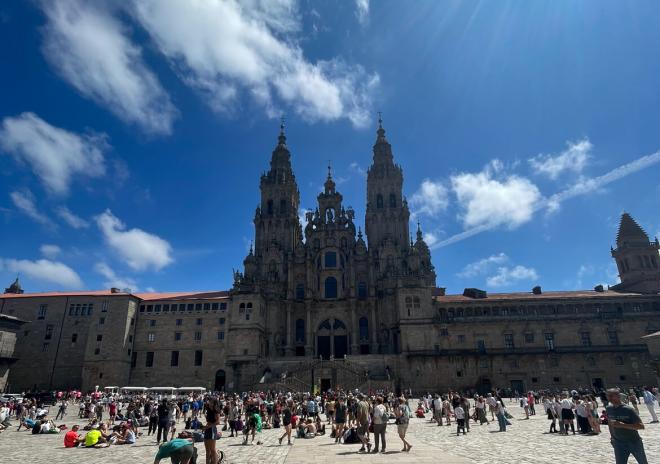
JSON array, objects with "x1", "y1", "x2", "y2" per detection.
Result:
[{"x1": 1, "y1": 0, "x2": 659, "y2": 294}]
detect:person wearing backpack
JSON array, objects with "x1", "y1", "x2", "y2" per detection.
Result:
[{"x1": 371, "y1": 396, "x2": 387, "y2": 454}]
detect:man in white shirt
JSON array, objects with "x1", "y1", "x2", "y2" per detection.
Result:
[
  {"x1": 642, "y1": 387, "x2": 658, "y2": 423},
  {"x1": 454, "y1": 405, "x2": 466, "y2": 435},
  {"x1": 432, "y1": 395, "x2": 442, "y2": 426}
]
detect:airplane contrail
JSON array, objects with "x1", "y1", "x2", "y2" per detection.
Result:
[{"x1": 432, "y1": 150, "x2": 660, "y2": 249}]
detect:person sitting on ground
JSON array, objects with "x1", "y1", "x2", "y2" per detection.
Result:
[
  {"x1": 113, "y1": 423, "x2": 136, "y2": 445},
  {"x1": 154, "y1": 437, "x2": 196, "y2": 464},
  {"x1": 314, "y1": 415, "x2": 325, "y2": 435},
  {"x1": 304, "y1": 418, "x2": 317, "y2": 438},
  {"x1": 84, "y1": 424, "x2": 109, "y2": 448},
  {"x1": 64, "y1": 424, "x2": 84, "y2": 448}
]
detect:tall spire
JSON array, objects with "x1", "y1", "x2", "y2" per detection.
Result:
[
  {"x1": 616, "y1": 212, "x2": 649, "y2": 247},
  {"x1": 324, "y1": 160, "x2": 336, "y2": 194},
  {"x1": 376, "y1": 111, "x2": 387, "y2": 143},
  {"x1": 416, "y1": 220, "x2": 423, "y2": 241},
  {"x1": 4, "y1": 275, "x2": 24, "y2": 294},
  {"x1": 278, "y1": 116, "x2": 286, "y2": 146}
]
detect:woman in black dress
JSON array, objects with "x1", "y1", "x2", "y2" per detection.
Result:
[
  {"x1": 203, "y1": 398, "x2": 220, "y2": 464},
  {"x1": 278, "y1": 399, "x2": 294, "y2": 445}
]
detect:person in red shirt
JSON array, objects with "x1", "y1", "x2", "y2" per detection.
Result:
[{"x1": 64, "y1": 424, "x2": 83, "y2": 448}]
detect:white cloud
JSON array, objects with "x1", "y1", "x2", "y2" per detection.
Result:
[
  {"x1": 355, "y1": 0, "x2": 370, "y2": 25},
  {"x1": 39, "y1": 244, "x2": 61, "y2": 259},
  {"x1": 423, "y1": 231, "x2": 439, "y2": 248},
  {"x1": 486, "y1": 265, "x2": 538, "y2": 288},
  {"x1": 410, "y1": 179, "x2": 449, "y2": 218},
  {"x1": 94, "y1": 262, "x2": 137, "y2": 291},
  {"x1": 0, "y1": 112, "x2": 106, "y2": 195},
  {"x1": 10, "y1": 190, "x2": 53, "y2": 226},
  {"x1": 529, "y1": 138, "x2": 592, "y2": 180},
  {"x1": 130, "y1": 0, "x2": 378, "y2": 127},
  {"x1": 55, "y1": 206, "x2": 89, "y2": 229},
  {"x1": 41, "y1": 0, "x2": 177, "y2": 135},
  {"x1": 0, "y1": 257, "x2": 82, "y2": 289},
  {"x1": 575, "y1": 264, "x2": 594, "y2": 289},
  {"x1": 458, "y1": 253, "x2": 508, "y2": 278},
  {"x1": 349, "y1": 162, "x2": 366, "y2": 177},
  {"x1": 95, "y1": 209, "x2": 173, "y2": 271},
  {"x1": 451, "y1": 160, "x2": 541, "y2": 230}
]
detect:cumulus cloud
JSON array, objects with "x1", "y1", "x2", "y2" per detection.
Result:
[
  {"x1": 529, "y1": 138, "x2": 592, "y2": 180},
  {"x1": 355, "y1": 0, "x2": 369, "y2": 25},
  {"x1": 55, "y1": 206, "x2": 89, "y2": 229},
  {"x1": 451, "y1": 160, "x2": 541, "y2": 230},
  {"x1": 486, "y1": 265, "x2": 538, "y2": 288},
  {"x1": 0, "y1": 112, "x2": 106, "y2": 195},
  {"x1": 39, "y1": 244, "x2": 61, "y2": 259},
  {"x1": 95, "y1": 209, "x2": 173, "y2": 271},
  {"x1": 10, "y1": 190, "x2": 53, "y2": 226},
  {"x1": 40, "y1": 0, "x2": 177, "y2": 135},
  {"x1": 130, "y1": 0, "x2": 378, "y2": 127},
  {"x1": 458, "y1": 253, "x2": 508, "y2": 278},
  {"x1": 410, "y1": 179, "x2": 449, "y2": 218},
  {"x1": 349, "y1": 162, "x2": 367, "y2": 177},
  {"x1": 0, "y1": 257, "x2": 82, "y2": 289},
  {"x1": 94, "y1": 262, "x2": 137, "y2": 291}
]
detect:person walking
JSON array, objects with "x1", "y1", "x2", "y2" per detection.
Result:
[
  {"x1": 371, "y1": 396, "x2": 387, "y2": 453},
  {"x1": 203, "y1": 398, "x2": 221, "y2": 464},
  {"x1": 606, "y1": 388, "x2": 648, "y2": 464},
  {"x1": 278, "y1": 399, "x2": 294, "y2": 446},
  {"x1": 157, "y1": 399, "x2": 171, "y2": 445},
  {"x1": 333, "y1": 397, "x2": 347, "y2": 444},
  {"x1": 356, "y1": 394, "x2": 371, "y2": 453},
  {"x1": 455, "y1": 403, "x2": 466, "y2": 435},
  {"x1": 395, "y1": 397, "x2": 412, "y2": 452},
  {"x1": 495, "y1": 400, "x2": 507, "y2": 432},
  {"x1": 642, "y1": 387, "x2": 658, "y2": 423}
]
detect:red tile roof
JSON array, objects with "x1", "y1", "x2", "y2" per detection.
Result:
[
  {"x1": 434, "y1": 289, "x2": 645, "y2": 303},
  {"x1": 0, "y1": 289, "x2": 132, "y2": 299},
  {"x1": 0, "y1": 289, "x2": 230, "y2": 301},
  {"x1": 134, "y1": 291, "x2": 230, "y2": 301}
]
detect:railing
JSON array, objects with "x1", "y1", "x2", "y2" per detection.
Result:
[{"x1": 405, "y1": 343, "x2": 649, "y2": 357}]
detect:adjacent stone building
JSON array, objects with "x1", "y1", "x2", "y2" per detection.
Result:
[{"x1": 1, "y1": 121, "x2": 659, "y2": 394}]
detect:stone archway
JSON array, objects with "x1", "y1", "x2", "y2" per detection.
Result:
[
  {"x1": 317, "y1": 318, "x2": 347, "y2": 360},
  {"x1": 214, "y1": 369, "x2": 226, "y2": 391}
]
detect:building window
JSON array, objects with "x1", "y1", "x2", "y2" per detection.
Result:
[
  {"x1": 608, "y1": 330, "x2": 619, "y2": 345},
  {"x1": 42, "y1": 342, "x2": 49, "y2": 352},
  {"x1": 531, "y1": 377, "x2": 539, "y2": 383},
  {"x1": 148, "y1": 333, "x2": 155, "y2": 343},
  {"x1": 37, "y1": 304, "x2": 48, "y2": 319},
  {"x1": 580, "y1": 331, "x2": 591, "y2": 346},
  {"x1": 149, "y1": 320, "x2": 156, "y2": 327},
  {"x1": 325, "y1": 251, "x2": 337, "y2": 268},
  {"x1": 324, "y1": 276, "x2": 338, "y2": 299},
  {"x1": 295, "y1": 318, "x2": 305, "y2": 343},
  {"x1": 71, "y1": 333, "x2": 78, "y2": 343},
  {"x1": 553, "y1": 376, "x2": 561, "y2": 383},
  {"x1": 171, "y1": 351, "x2": 179, "y2": 367},
  {"x1": 504, "y1": 334, "x2": 515, "y2": 350},
  {"x1": 204, "y1": 303, "x2": 210, "y2": 310},
  {"x1": 101, "y1": 300, "x2": 109, "y2": 312},
  {"x1": 94, "y1": 348, "x2": 100, "y2": 355},
  {"x1": 128, "y1": 335, "x2": 133, "y2": 342},
  {"x1": 217, "y1": 331, "x2": 225, "y2": 340},
  {"x1": 195, "y1": 303, "x2": 202, "y2": 311},
  {"x1": 544, "y1": 333, "x2": 555, "y2": 351},
  {"x1": 87, "y1": 303, "x2": 93, "y2": 315},
  {"x1": 99, "y1": 317, "x2": 105, "y2": 325},
  {"x1": 358, "y1": 282, "x2": 367, "y2": 300},
  {"x1": 219, "y1": 318, "x2": 226, "y2": 325},
  {"x1": 211, "y1": 302, "x2": 218, "y2": 310},
  {"x1": 194, "y1": 331, "x2": 202, "y2": 341},
  {"x1": 524, "y1": 333, "x2": 534, "y2": 343},
  {"x1": 479, "y1": 358, "x2": 489, "y2": 368},
  {"x1": 477, "y1": 340, "x2": 486, "y2": 353},
  {"x1": 146, "y1": 305, "x2": 153, "y2": 313},
  {"x1": 146, "y1": 352, "x2": 154, "y2": 367},
  {"x1": 45, "y1": 324, "x2": 54, "y2": 340},
  {"x1": 176, "y1": 319, "x2": 183, "y2": 326},
  {"x1": 295, "y1": 284, "x2": 305, "y2": 300},
  {"x1": 440, "y1": 328, "x2": 449, "y2": 336},
  {"x1": 196, "y1": 318, "x2": 203, "y2": 325},
  {"x1": 389, "y1": 193, "x2": 396, "y2": 207},
  {"x1": 174, "y1": 332, "x2": 182, "y2": 341},
  {"x1": 154, "y1": 304, "x2": 161, "y2": 313},
  {"x1": 376, "y1": 194, "x2": 383, "y2": 208},
  {"x1": 187, "y1": 304, "x2": 194, "y2": 312},
  {"x1": 457, "y1": 334, "x2": 466, "y2": 343},
  {"x1": 139, "y1": 305, "x2": 145, "y2": 313},
  {"x1": 220, "y1": 302, "x2": 227, "y2": 310},
  {"x1": 359, "y1": 317, "x2": 369, "y2": 341},
  {"x1": 96, "y1": 334, "x2": 102, "y2": 342},
  {"x1": 194, "y1": 350, "x2": 203, "y2": 366},
  {"x1": 131, "y1": 351, "x2": 137, "y2": 368}
]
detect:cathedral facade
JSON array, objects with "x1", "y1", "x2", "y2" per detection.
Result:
[{"x1": 2, "y1": 122, "x2": 660, "y2": 394}]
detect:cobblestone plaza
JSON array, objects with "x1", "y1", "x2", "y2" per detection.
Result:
[{"x1": 1, "y1": 403, "x2": 658, "y2": 463}]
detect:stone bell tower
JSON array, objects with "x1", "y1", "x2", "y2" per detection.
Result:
[
  {"x1": 365, "y1": 116, "x2": 410, "y2": 250},
  {"x1": 611, "y1": 212, "x2": 660, "y2": 294}
]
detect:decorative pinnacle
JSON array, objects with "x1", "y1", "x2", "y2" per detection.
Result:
[
  {"x1": 327, "y1": 160, "x2": 332, "y2": 179},
  {"x1": 377, "y1": 111, "x2": 383, "y2": 128}
]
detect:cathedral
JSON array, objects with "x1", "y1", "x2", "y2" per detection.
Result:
[{"x1": 1, "y1": 120, "x2": 660, "y2": 394}]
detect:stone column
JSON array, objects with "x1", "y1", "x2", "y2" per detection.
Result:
[
  {"x1": 285, "y1": 306, "x2": 293, "y2": 356},
  {"x1": 370, "y1": 301, "x2": 378, "y2": 354},
  {"x1": 350, "y1": 299, "x2": 358, "y2": 354},
  {"x1": 305, "y1": 302, "x2": 312, "y2": 356}
]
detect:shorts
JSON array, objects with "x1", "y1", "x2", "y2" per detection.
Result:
[
  {"x1": 397, "y1": 424, "x2": 408, "y2": 435},
  {"x1": 561, "y1": 409, "x2": 575, "y2": 421},
  {"x1": 204, "y1": 425, "x2": 218, "y2": 440},
  {"x1": 170, "y1": 445, "x2": 195, "y2": 464}
]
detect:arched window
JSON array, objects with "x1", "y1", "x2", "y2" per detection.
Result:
[
  {"x1": 359, "y1": 317, "x2": 369, "y2": 340},
  {"x1": 358, "y1": 282, "x2": 367, "y2": 300},
  {"x1": 324, "y1": 277, "x2": 338, "y2": 299},
  {"x1": 267, "y1": 199, "x2": 273, "y2": 215},
  {"x1": 325, "y1": 251, "x2": 337, "y2": 268},
  {"x1": 389, "y1": 193, "x2": 396, "y2": 207},
  {"x1": 239, "y1": 303, "x2": 245, "y2": 313},
  {"x1": 295, "y1": 319, "x2": 305, "y2": 343},
  {"x1": 376, "y1": 194, "x2": 383, "y2": 208},
  {"x1": 246, "y1": 302, "x2": 252, "y2": 320},
  {"x1": 280, "y1": 198, "x2": 287, "y2": 214},
  {"x1": 295, "y1": 284, "x2": 305, "y2": 300}
]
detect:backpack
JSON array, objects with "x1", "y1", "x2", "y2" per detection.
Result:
[{"x1": 344, "y1": 428, "x2": 359, "y2": 444}]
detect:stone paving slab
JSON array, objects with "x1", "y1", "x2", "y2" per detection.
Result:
[{"x1": 1, "y1": 402, "x2": 659, "y2": 464}]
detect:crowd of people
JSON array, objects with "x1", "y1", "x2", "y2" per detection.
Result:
[{"x1": 0, "y1": 384, "x2": 658, "y2": 464}]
